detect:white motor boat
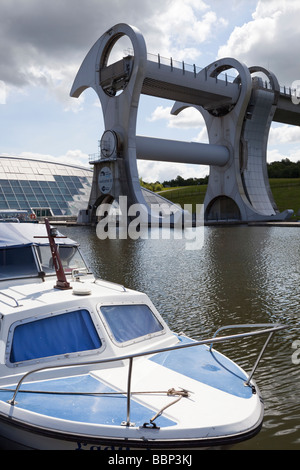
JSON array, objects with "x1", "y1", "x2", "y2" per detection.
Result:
[{"x1": 0, "y1": 220, "x2": 286, "y2": 450}]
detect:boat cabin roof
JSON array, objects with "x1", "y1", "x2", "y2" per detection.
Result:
[
  {"x1": 0, "y1": 223, "x2": 86, "y2": 282},
  {"x1": 0, "y1": 223, "x2": 77, "y2": 248}
]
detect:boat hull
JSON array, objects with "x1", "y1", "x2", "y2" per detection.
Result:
[
  {"x1": 0, "y1": 342, "x2": 265, "y2": 450},
  {"x1": 0, "y1": 411, "x2": 263, "y2": 450}
]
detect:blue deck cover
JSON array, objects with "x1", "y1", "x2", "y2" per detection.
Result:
[
  {"x1": 0, "y1": 374, "x2": 176, "y2": 427},
  {"x1": 150, "y1": 336, "x2": 252, "y2": 399}
]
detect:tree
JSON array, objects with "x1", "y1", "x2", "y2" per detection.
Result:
[{"x1": 267, "y1": 159, "x2": 300, "y2": 178}]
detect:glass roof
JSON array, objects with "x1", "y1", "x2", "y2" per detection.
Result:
[{"x1": 0, "y1": 156, "x2": 92, "y2": 216}]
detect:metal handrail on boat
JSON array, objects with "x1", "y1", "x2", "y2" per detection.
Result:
[
  {"x1": 209, "y1": 323, "x2": 279, "y2": 386},
  {"x1": 5, "y1": 323, "x2": 287, "y2": 426},
  {"x1": 93, "y1": 278, "x2": 127, "y2": 292},
  {"x1": 0, "y1": 291, "x2": 21, "y2": 308}
]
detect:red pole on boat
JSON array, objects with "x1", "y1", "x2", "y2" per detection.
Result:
[{"x1": 44, "y1": 218, "x2": 72, "y2": 290}]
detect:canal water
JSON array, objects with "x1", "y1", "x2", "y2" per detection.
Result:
[{"x1": 62, "y1": 224, "x2": 300, "y2": 450}]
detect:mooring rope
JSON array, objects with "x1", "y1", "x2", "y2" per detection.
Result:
[{"x1": 149, "y1": 388, "x2": 190, "y2": 424}]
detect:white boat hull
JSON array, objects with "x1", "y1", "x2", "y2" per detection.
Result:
[
  {"x1": 0, "y1": 344, "x2": 264, "y2": 450},
  {"x1": 0, "y1": 411, "x2": 263, "y2": 450}
]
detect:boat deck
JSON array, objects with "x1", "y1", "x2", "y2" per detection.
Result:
[{"x1": 0, "y1": 373, "x2": 175, "y2": 428}]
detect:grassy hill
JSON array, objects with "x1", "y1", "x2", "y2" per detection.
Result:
[{"x1": 157, "y1": 178, "x2": 300, "y2": 219}]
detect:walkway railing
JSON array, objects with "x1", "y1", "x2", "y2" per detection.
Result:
[
  {"x1": 5, "y1": 323, "x2": 287, "y2": 426},
  {"x1": 147, "y1": 51, "x2": 299, "y2": 98}
]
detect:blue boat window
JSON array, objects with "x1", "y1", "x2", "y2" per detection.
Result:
[
  {"x1": 10, "y1": 309, "x2": 101, "y2": 363},
  {"x1": 101, "y1": 304, "x2": 164, "y2": 343},
  {"x1": 0, "y1": 247, "x2": 37, "y2": 279}
]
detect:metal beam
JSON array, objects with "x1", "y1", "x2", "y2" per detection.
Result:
[{"x1": 136, "y1": 136, "x2": 230, "y2": 166}]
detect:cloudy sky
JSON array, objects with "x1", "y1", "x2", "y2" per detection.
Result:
[{"x1": 0, "y1": 0, "x2": 300, "y2": 182}]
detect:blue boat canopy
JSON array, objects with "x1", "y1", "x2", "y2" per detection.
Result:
[{"x1": 0, "y1": 223, "x2": 86, "y2": 280}]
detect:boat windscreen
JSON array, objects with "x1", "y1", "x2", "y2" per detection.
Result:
[
  {"x1": 0, "y1": 246, "x2": 38, "y2": 279},
  {"x1": 101, "y1": 304, "x2": 164, "y2": 343},
  {"x1": 37, "y1": 245, "x2": 88, "y2": 274}
]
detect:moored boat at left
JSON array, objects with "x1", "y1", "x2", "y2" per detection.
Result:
[{"x1": 0, "y1": 221, "x2": 287, "y2": 450}]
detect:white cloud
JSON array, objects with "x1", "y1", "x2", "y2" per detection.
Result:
[
  {"x1": 138, "y1": 160, "x2": 209, "y2": 183},
  {"x1": 193, "y1": 127, "x2": 209, "y2": 144},
  {"x1": 148, "y1": 106, "x2": 172, "y2": 123},
  {"x1": 23, "y1": 62, "x2": 86, "y2": 112},
  {"x1": 0, "y1": 0, "x2": 228, "y2": 102},
  {"x1": 267, "y1": 147, "x2": 300, "y2": 163},
  {"x1": 6, "y1": 149, "x2": 90, "y2": 168},
  {"x1": 268, "y1": 122, "x2": 300, "y2": 163},
  {"x1": 152, "y1": 0, "x2": 227, "y2": 62},
  {"x1": 269, "y1": 125, "x2": 300, "y2": 145},
  {"x1": 147, "y1": 105, "x2": 209, "y2": 146},
  {"x1": 59, "y1": 149, "x2": 90, "y2": 167},
  {"x1": 148, "y1": 105, "x2": 205, "y2": 129},
  {"x1": 288, "y1": 149, "x2": 300, "y2": 162},
  {"x1": 217, "y1": 0, "x2": 300, "y2": 86},
  {"x1": 0, "y1": 80, "x2": 6, "y2": 104}
]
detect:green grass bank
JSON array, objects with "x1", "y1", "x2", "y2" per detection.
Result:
[{"x1": 157, "y1": 178, "x2": 300, "y2": 219}]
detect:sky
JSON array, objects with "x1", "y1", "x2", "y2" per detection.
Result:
[{"x1": 0, "y1": 0, "x2": 300, "y2": 183}]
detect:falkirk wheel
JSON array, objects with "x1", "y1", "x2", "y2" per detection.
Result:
[{"x1": 71, "y1": 23, "x2": 294, "y2": 225}]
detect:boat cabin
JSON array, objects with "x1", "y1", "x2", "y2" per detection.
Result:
[
  {"x1": 0, "y1": 223, "x2": 174, "y2": 382},
  {"x1": 0, "y1": 223, "x2": 87, "y2": 282}
]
